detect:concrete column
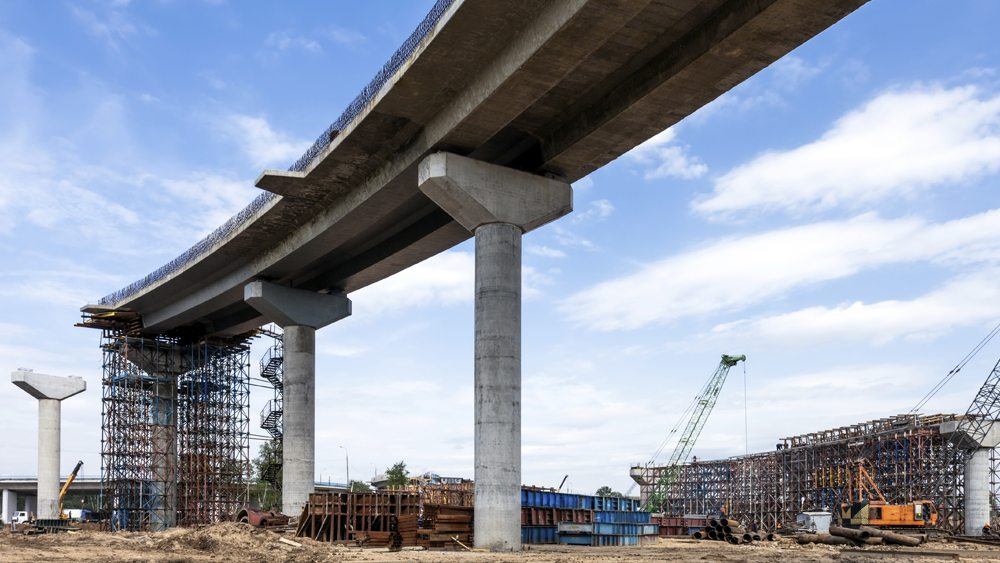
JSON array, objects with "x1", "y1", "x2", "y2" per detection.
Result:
[
  {"x1": 38, "y1": 399, "x2": 61, "y2": 519},
  {"x1": 11, "y1": 370, "x2": 86, "y2": 520},
  {"x1": 966, "y1": 448, "x2": 991, "y2": 536},
  {"x1": 2, "y1": 489, "x2": 15, "y2": 524},
  {"x1": 941, "y1": 420, "x2": 1000, "y2": 536},
  {"x1": 474, "y1": 222, "x2": 522, "y2": 550},
  {"x1": 283, "y1": 325, "x2": 316, "y2": 516},
  {"x1": 245, "y1": 281, "x2": 351, "y2": 516},
  {"x1": 150, "y1": 378, "x2": 176, "y2": 531},
  {"x1": 418, "y1": 152, "x2": 572, "y2": 551}
]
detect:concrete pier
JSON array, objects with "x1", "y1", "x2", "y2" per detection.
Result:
[
  {"x1": 474, "y1": 222, "x2": 523, "y2": 549},
  {"x1": 2, "y1": 489, "x2": 15, "y2": 524},
  {"x1": 419, "y1": 152, "x2": 571, "y2": 551},
  {"x1": 245, "y1": 281, "x2": 351, "y2": 515},
  {"x1": 283, "y1": 325, "x2": 317, "y2": 516},
  {"x1": 150, "y1": 378, "x2": 177, "y2": 531},
  {"x1": 941, "y1": 419, "x2": 1000, "y2": 535},
  {"x1": 966, "y1": 448, "x2": 990, "y2": 535},
  {"x1": 11, "y1": 370, "x2": 86, "y2": 520}
]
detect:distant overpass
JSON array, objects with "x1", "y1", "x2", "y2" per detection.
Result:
[{"x1": 80, "y1": 0, "x2": 871, "y2": 549}]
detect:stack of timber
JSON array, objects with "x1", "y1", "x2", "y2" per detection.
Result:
[
  {"x1": 416, "y1": 504, "x2": 474, "y2": 550},
  {"x1": 796, "y1": 525, "x2": 921, "y2": 548},
  {"x1": 295, "y1": 491, "x2": 419, "y2": 545},
  {"x1": 690, "y1": 518, "x2": 777, "y2": 544}
]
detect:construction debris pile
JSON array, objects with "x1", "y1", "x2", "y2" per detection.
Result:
[
  {"x1": 690, "y1": 518, "x2": 777, "y2": 545},
  {"x1": 411, "y1": 505, "x2": 474, "y2": 550}
]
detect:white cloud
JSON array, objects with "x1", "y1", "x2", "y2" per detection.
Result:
[
  {"x1": 771, "y1": 55, "x2": 826, "y2": 89},
  {"x1": 265, "y1": 31, "x2": 321, "y2": 53},
  {"x1": 560, "y1": 209, "x2": 1000, "y2": 331},
  {"x1": 572, "y1": 199, "x2": 613, "y2": 224},
  {"x1": 626, "y1": 128, "x2": 707, "y2": 180},
  {"x1": 70, "y1": 7, "x2": 151, "y2": 53},
  {"x1": 552, "y1": 226, "x2": 594, "y2": 249},
  {"x1": 350, "y1": 251, "x2": 473, "y2": 316},
  {"x1": 328, "y1": 27, "x2": 366, "y2": 48},
  {"x1": 220, "y1": 114, "x2": 311, "y2": 169},
  {"x1": 695, "y1": 84, "x2": 1000, "y2": 216},
  {"x1": 709, "y1": 270, "x2": 1000, "y2": 347},
  {"x1": 526, "y1": 244, "x2": 566, "y2": 258}
]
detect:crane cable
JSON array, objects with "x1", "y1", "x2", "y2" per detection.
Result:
[
  {"x1": 743, "y1": 359, "x2": 748, "y2": 457},
  {"x1": 648, "y1": 371, "x2": 717, "y2": 465},
  {"x1": 909, "y1": 319, "x2": 1000, "y2": 415}
]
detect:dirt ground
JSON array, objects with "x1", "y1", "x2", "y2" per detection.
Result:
[{"x1": 2, "y1": 524, "x2": 1000, "y2": 563}]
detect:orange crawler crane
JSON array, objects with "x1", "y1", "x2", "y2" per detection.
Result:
[{"x1": 838, "y1": 461, "x2": 937, "y2": 529}]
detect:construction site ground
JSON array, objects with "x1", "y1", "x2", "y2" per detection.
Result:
[{"x1": 2, "y1": 525, "x2": 999, "y2": 563}]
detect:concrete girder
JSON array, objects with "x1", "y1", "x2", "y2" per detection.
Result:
[
  {"x1": 419, "y1": 152, "x2": 571, "y2": 551},
  {"x1": 10, "y1": 371, "x2": 86, "y2": 520}
]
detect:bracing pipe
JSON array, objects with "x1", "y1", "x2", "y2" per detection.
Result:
[{"x1": 646, "y1": 355, "x2": 745, "y2": 512}]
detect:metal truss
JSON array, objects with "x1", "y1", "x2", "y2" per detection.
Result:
[{"x1": 656, "y1": 414, "x2": 974, "y2": 534}]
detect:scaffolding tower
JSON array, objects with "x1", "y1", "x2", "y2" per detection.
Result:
[
  {"x1": 92, "y1": 314, "x2": 252, "y2": 531},
  {"x1": 257, "y1": 326, "x2": 284, "y2": 508},
  {"x1": 647, "y1": 414, "x2": 972, "y2": 533}
]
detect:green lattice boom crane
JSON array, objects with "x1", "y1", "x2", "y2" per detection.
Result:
[{"x1": 646, "y1": 354, "x2": 745, "y2": 512}]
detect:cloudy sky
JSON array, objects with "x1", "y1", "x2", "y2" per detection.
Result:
[{"x1": 2, "y1": 0, "x2": 1000, "y2": 496}]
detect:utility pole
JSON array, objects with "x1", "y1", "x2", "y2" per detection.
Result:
[{"x1": 340, "y1": 446, "x2": 349, "y2": 490}]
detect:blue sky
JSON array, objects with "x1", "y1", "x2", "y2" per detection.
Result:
[{"x1": 2, "y1": 0, "x2": 1000, "y2": 496}]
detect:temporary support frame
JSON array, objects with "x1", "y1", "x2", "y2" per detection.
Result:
[
  {"x1": 654, "y1": 414, "x2": 973, "y2": 533},
  {"x1": 99, "y1": 328, "x2": 251, "y2": 531}
]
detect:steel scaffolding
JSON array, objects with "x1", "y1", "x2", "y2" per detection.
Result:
[
  {"x1": 98, "y1": 325, "x2": 251, "y2": 531},
  {"x1": 651, "y1": 414, "x2": 973, "y2": 533},
  {"x1": 176, "y1": 342, "x2": 251, "y2": 526}
]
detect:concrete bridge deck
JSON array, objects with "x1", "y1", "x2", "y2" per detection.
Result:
[{"x1": 82, "y1": 0, "x2": 869, "y2": 338}]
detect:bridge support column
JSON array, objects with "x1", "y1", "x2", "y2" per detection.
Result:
[
  {"x1": 419, "y1": 152, "x2": 572, "y2": 551},
  {"x1": 2, "y1": 489, "x2": 15, "y2": 524},
  {"x1": 966, "y1": 448, "x2": 990, "y2": 536},
  {"x1": 11, "y1": 370, "x2": 86, "y2": 519},
  {"x1": 245, "y1": 281, "x2": 351, "y2": 516},
  {"x1": 942, "y1": 420, "x2": 1000, "y2": 536},
  {"x1": 150, "y1": 378, "x2": 176, "y2": 531}
]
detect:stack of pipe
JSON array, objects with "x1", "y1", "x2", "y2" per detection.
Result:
[
  {"x1": 690, "y1": 518, "x2": 776, "y2": 545},
  {"x1": 797, "y1": 526, "x2": 896, "y2": 547}
]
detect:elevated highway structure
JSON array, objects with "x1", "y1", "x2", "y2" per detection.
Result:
[{"x1": 81, "y1": 0, "x2": 871, "y2": 549}]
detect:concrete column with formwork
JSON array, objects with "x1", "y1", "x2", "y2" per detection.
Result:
[
  {"x1": 2, "y1": 489, "x2": 15, "y2": 524},
  {"x1": 941, "y1": 420, "x2": 1000, "y2": 535},
  {"x1": 150, "y1": 378, "x2": 177, "y2": 531},
  {"x1": 419, "y1": 152, "x2": 572, "y2": 551},
  {"x1": 11, "y1": 370, "x2": 86, "y2": 520},
  {"x1": 245, "y1": 280, "x2": 351, "y2": 516}
]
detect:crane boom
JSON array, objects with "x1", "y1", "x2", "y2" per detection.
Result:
[
  {"x1": 646, "y1": 354, "x2": 745, "y2": 511},
  {"x1": 956, "y1": 357, "x2": 1000, "y2": 452}
]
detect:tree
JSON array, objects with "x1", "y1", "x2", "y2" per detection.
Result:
[
  {"x1": 596, "y1": 486, "x2": 623, "y2": 498},
  {"x1": 385, "y1": 460, "x2": 410, "y2": 488},
  {"x1": 349, "y1": 480, "x2": 371, "y2": 492},
  {"x1": 251, "y1": 439, "x2": 283, "y2": 511}
]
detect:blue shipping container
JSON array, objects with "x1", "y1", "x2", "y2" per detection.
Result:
[
  {"x1": 559, "y1": 534, "x2": 592, "y2": 545},
  {"x1": 593, "y1": 511, "x2": 651, "y2": 523},
  {"x1": 521, "y1": 526, "x2": 558, "y2": 544}
]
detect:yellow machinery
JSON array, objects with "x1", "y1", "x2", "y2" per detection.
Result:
[
  {"x1": 838, "y1": 461, "x2": 937, "y2": 528},
  {"x1": 59, "y1": 461, "x2": 83, "y2": 519}
]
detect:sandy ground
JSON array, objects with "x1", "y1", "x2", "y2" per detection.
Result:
[{"x1": 2, "y1": 525, "x2": 1000, "y2": 563}]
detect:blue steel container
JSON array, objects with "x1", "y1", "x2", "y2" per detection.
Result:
[
  {"x1": 593, "y1": 523, "x2": 641, "y2": 535},
  {"x1": 590, "y1": 534, "x2": 640, "y2": 546},
  {"x1": 593, "y1": 510, "x2": 650, "y2": 523},
  {"x1": 559, "y1": 534, "x2": 592, "y2": 545},
  {"x1": 639, "y1": 524, "x2": 658, "y2": 535},
  {"x1": 521, "y1": 526, "x2": 558, "y2": 544}
]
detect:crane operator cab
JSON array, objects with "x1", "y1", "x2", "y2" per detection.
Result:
[{"x1": 839, "y1": 500, "x2": 937, "y2": 528}]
